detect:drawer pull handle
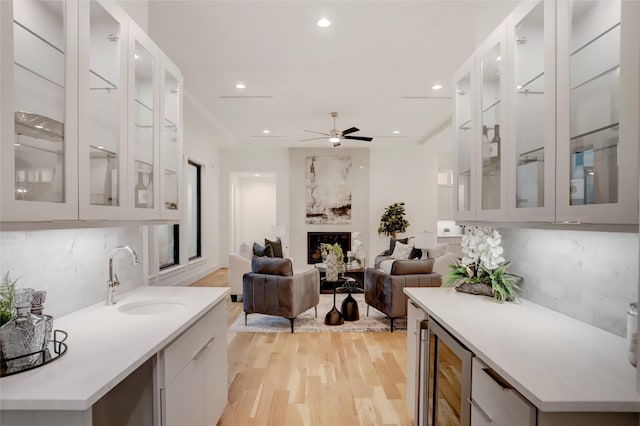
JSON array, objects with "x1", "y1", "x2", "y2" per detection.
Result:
[
  {"x1": 193, "y1": 337, "x2": 215, "y2": 360},
  {"x1": 468, "y1": 398, "x2": 496, "y2": 425}
]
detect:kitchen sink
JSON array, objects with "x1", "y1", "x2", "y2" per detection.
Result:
[{"x1": 117, "y1": 299, "x2": 187, "y2": 315}]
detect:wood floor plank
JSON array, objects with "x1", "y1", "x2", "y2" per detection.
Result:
[{"x1": 193, "y1": 269, "x2": 412, "y2": 426}]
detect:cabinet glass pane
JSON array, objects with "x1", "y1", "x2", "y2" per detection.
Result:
[
  {"x1": 480, "y1": 43, "x2": 502, "y2": 210},
  {"x1": 435, "y1": 337, "x2": 463, "y2": 425},
  {"x1": 514, "y1": 3, "x2": 545, "y2": 209},
  {"x1": 13, "y1": 0, "x2": 65, "y2": 202},
  {"x1": 569, "y1": 0, "x2": 620, "y2": 205},
  {"x1": 455, "y1": 74, "x2": 472, "y2": 212},
  {"x1": 162, "y1": 71, "x2": 179, "y2": 211},
  {"x1": 133, "y1": 41, "x2": 154, "y2": 209},
  {"x1": 88, "y1": 0, "x2": 121, "y2": 206}
]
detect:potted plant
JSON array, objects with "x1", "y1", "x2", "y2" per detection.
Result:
[
  {"x1": 378, "y1": 202, "x2": 410, "y2": 238},
  {"x1": 320, "y1": 243, "x2": 346, "y2": 281},
  {"x1": 444, "y1": 226, "x2": 521, "y2": 302},
  {"x1": 0, "y1": 271, "x2": 20, "y2": 326}
]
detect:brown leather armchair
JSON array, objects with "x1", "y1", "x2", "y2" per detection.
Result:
[
  {"x1": 364, "y1": 257, "x2": 442, "y2": 331},
  {"x1": 243, "y1": 257, "x2": 320, "y2": 332}
]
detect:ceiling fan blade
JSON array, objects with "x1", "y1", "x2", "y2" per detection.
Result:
[
  {"x1": 343, "y1": 135, "x2": 373, "y2": 142},
  {"x1": 341, "y1": 127, "x2": 359, "y2": 135},
  {"x1": 304, "y1": 130, "x2": 329, "y2": 136},
  {"x1": 299, "y1": 137, "x2": 327, "y2": 142}
]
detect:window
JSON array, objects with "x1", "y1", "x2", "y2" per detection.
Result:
[
  {"x1": 159, "y1": 224, "x2": 179, "y2": 269},
  {"x1": 187, "y1": 161, "x2": 202, "y2": 260}
]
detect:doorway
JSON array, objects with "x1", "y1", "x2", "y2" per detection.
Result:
[{"x1": 230, "y1": 172, "x2": 276, "y2": 251}]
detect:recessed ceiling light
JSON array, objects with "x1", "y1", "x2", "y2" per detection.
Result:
[
  {"x1": 134, "y1": 53, "x2": 139, "y2": 60},
  {"x1": 497, "y1": 56, "x2": 502, "y2": 61},
  {"x1": 393, "y1": 130, "x2": 400, "y2": 134},
  {"x1": 516, "y1": 85, "x2": 523, "y2": 89},
  {"x1": 263, "y1": 129, "x2": 270, "y2": 134},
  {"x1": 317, "y1": 17, "x2": 331, "y2": 28},
  {"x1": 254, "y1": 173, "x2": 260, "y2": 177},
  {"x1": 432, "y1": 84, "x2": 443, "y2": 90},
  {"x1": 235, "y1": 83, "x2": 246, "y2": 89}
]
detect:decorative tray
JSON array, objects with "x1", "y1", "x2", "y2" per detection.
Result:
[{"x1": 0, "y1": 330, "x2": 68, "y2": 377}]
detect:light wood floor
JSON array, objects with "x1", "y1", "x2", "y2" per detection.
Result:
[{"x1": 191, "y1": 269, "x2": 413, "y2": 426}]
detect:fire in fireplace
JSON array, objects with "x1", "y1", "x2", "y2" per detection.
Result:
[{"x1": 307, "y1": 232, "x2": 351, "y2": 264}]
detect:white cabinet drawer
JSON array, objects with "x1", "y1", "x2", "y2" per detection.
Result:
[
  {"x1": 471, "y1": 403, "x2": 494, "y2": 426},
  {"x1": 162, "y1": 303, "x2": 226, "y2": 386},
  {"x1": 472, "y1": 358, "x2": 536, "y2": 426}
]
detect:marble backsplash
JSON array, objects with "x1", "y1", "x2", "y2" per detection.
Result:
[
  {"x1": 0, "y1": 227, "x2": 144, "y2": 319},
  {"x1": 500, "y1": 228, "x2": 638, "y2": 337}
]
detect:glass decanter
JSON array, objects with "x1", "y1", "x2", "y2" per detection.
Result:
[{"x1": 0, "y1": 288, "x2": 48, "y2": 370}]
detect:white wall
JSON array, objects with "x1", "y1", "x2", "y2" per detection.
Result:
[
  {"x1": 233, "y1": 175, "x2": 276, "y2": 249},
  {"x1": 500, "y1": 228, "x2": 638, "y2": 337},
  {"x1": 117, "y1": 0, "x2": 149, "y2": 32},
  {"x1": 0, "y1": 227, "x2": 143, "y2": 318}
]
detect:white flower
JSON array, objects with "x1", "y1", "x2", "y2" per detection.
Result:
[{"x1": 460, "y1": 226, "x2": 506, "y2": 272}]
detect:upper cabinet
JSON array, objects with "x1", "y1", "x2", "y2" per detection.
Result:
[
  {"x1": 453, "y1": 57, "x2": 475, "y2": 221},
  {"x1": 453, "y1": 0, "x2": 639, "y2": 226},
  {"x1": 0, "y1": 0, "x2": 183, "y2": 223},
  {"x1": 556, "y1": 0, "x2": 638, "y2": 224},
  {"x1": 1, "y1": 0, "x2": 79, "y2": 221}
]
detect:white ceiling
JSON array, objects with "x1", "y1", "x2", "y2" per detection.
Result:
[{"x1": 148, "y1": 0, "x2": 519, "y2": 148}]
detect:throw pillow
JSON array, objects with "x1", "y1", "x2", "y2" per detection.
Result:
[
  {"x1": 237, "y1": 242, "x2": 253, "y2": 260},
  {"x1": 251, "y1": 257, "x2": 293, "y2": 276},
  {"x1": 391, "y1": 241, "x2": 413, "y2": 260},
  {"x1": 390, "y1": 258, "x2": 435, "y2": 275},
  {"x1": 388, "y1": 237, "x2": 409, "y2": 255},
  {"x1": 409, "y1": 247, "x2": 423, "y2": 260},
  {"x1": 264, "y1": 237, "x2": 283, "y2": 258},
  {"x1": 253, "y1": 242, "x2": 274, "y2": 258}
]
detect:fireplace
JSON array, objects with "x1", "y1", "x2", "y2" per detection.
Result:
[{"x1": 307, "y1": 232, "x2": 351, "y2": 264}]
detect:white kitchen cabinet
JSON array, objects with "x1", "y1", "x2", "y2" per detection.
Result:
[
  {"x1": 0, "y1": 0, "x2": 79, "y2": 221},
  {"x1": 453, "y1": 0, "x2": 639, "y2": 226},
  {"x1": 406, "y1": 299, "x2": 428, "y2": 424},
  {"x1": 160, "y1": 300, "x2": 227, "y2": 426},
  {"x1": 159, "y1": 56, "x2": 183, "y2": 220},
  {"x1": 505, "y1": 0, "x2": 556, "y2": 222},
  {"x1": 0, "y1": 0, "x2": 183, "y2": 224},
  {"x1": 78, "y1": 0, "x2": 130, "y2": 220},
  {"x1": 475, "y1": 24, "x2": 508, "y2": 222},
  {"x1": 555, "y1": 0, "x2": 639, "y2": 224},
  {"x1": 453, "y1": 57, "x2": 476, "y2": 221},
  {"x1": 471, "y1": 358, "x2": 535, "y2": 426}
]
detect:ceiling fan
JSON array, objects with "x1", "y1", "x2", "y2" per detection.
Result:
[{"x1": 300, "y1": 112, "x2": 373, "y2": 147}]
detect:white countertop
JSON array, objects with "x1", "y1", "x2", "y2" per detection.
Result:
[
  {"x1": 404, "y1": 287, "x2": 640, "y2": 413},
  {"x1": 0, "y1": 286, "x2": 229, "y2": 411}
]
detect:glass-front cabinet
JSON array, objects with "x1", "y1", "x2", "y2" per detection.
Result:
[
  {"x1": 78, "y1": 0, "x2": 129, "y2": 219},
  {"x1": 453, "y1": 58, "x2": 475, "y2": 221},
  {"x1": 128, "y1": 24, "x2": 160, "y2": 219},
  {"x1": 160, "y1": 58, "x2": 183, "y2": 220},
  {"x1": 506, "y1": 0, "x2": 556, "y2": 222},
  {"x1": 556, "y1": 0, "x2": 638, "y2": 224},
  {"x1": 0, "y1": 0, "x2": 79, "y2": 221},
  {"x1": 475, "y1": 26, "x2": 507, "y2": 221}
]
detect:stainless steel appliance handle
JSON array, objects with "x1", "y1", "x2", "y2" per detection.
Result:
[{"x1": 467, "y1": 398, "x2": 496, "y2": 425}]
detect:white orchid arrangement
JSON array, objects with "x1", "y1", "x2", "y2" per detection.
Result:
[
  {"x1": 445, "y1": 226, "x2": 520, "y2": 302},
  {"x1": 351, "y1": 232, "x2": 364, "y2": 267}
]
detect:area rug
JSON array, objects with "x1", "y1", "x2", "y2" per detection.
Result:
[{"x1": 229, "y1": 293, "x2": 406, "y2": 333}]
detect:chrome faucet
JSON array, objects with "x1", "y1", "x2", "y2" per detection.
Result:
[{"x1": 107, "y1": 246, "x2": 139, "y2": 306}]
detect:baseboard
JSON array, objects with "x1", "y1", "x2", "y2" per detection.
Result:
[{"x1": 152, "y1": 263, "x2": 221, "y2": 287}]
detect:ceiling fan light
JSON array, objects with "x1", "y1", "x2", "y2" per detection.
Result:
[
  {"x1": 332, "y1": 141, "x2": 341, "y2": 148},
  {"x1": 329, "y1": 136, "x2": 340, "y2": 143}
]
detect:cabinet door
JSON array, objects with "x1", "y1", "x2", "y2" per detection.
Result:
[
  {"x1": 203, "y1": 334, "x2": 227, "y2": 425},
  {"x1": 475, "y1": 24, "x2": 508, "y2": 222},
  {"x1": 128, "y1": 22, "x2": 160, "y2": 219},
  {"x1": 506, "y1": 1, "x2": 556, "y2": 222},
  {"x1": 163, "y1": 359, "x2": 205, "y2": 426},
  {"x1": 453, "y1": 57, "x2": 476, "y2": 221},
  {"x1": 1, "y1": 0, "x2": 79, "y2": 221},
  {"x1": 78, "y1": 0, "x2": 129, "y2": 220},
  {"x1": 556, "y1": 0, "x2": 639, "y2": 224},
  {"x1": 159, "y1": 56, "x2": 183, "y2": 220}
]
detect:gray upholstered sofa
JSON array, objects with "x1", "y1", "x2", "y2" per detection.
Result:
[{"x1": 242, "y1": 257, "x2": 320, "y2": 332}]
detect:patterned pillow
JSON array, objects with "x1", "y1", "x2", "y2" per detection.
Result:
[
  {"x1": 388, "y1": 238, "x2": 408, "y2": 255},
  {"x1": 391, "y1": 241, "x2": 413, "y2": 260}
]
